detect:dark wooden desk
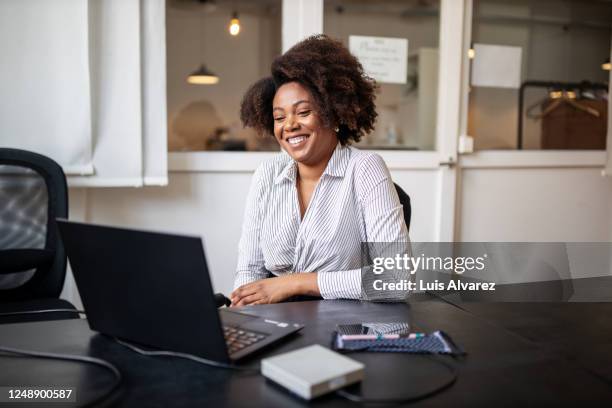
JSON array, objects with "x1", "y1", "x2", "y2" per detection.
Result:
[{"x1": 0, "y1": 297, "x2": 611, "y2": 407}]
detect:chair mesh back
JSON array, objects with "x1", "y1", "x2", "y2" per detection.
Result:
[{"x1": 0, "y1": 164, "x2": 48, "y2": 289}]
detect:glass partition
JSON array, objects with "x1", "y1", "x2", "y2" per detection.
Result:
[
  {"x1": 324, "y1": 0, "x2": 441, "y2": 151},
  {"x1": 468, "y1": 0, "x2": 611, "y2": 150},
  {"x1": 166, "y1": 0, "x2": 282, "y2": 152}
]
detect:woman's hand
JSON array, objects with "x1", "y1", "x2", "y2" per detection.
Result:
[{"x1": 230, "y1": 273, "x2": 319, "y2": 306}]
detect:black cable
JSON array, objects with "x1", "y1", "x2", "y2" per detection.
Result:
[
  {"x1": 335, "y1": 354, "x2": 458, "y2": 405},
  {"x1": 0, "y1": 345, "x2": 121, "y2": 407},
  {"x1": 0, "y1": 308, "x2": 86, "y2": 317},
  {"x1": 1, "y1": 309, "x2": 257, "y2": 371},
  {"x1": 113, "y1": 337, "x2": 260, "y2": 374}
]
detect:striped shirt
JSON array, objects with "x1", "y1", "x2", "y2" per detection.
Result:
[{"x1": 234, "y1": 143, "x2": 411, "y2": 300}]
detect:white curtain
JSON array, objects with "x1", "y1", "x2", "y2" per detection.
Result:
[
  {"x1": 0, "y1": 0, "x2": 93, "y2": 175},
  {"x1": 0, "y1": 0, "x2": 168, "y2": 186}
]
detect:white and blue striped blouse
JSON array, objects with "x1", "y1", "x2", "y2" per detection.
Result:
[{"x1": 234, "y1": 143, "x2": 410, "y2": 300}]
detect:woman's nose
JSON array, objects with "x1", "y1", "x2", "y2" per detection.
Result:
[{"x1": 284, "y1": 116, "x2": 299, "y2": 131}]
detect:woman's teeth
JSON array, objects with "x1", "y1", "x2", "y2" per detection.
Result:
[{"x1": 287, "y1": 135, "x2": 307, "y2": 145}]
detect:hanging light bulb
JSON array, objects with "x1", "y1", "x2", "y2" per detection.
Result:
[
  {"x1": 229, "y1": 11, "x2": 240, "y2": 36},
  {"x1": 467, "y1": 42, "x2": 475, "y2": 59}
]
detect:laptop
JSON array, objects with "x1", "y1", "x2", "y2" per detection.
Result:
[{"x1": 56, "y1": 219, "x2": 303, "y2": 363}]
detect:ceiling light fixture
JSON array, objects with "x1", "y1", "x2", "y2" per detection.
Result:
[{"x1": 187, "y1": 64, "x2": 219, "y2": 85}]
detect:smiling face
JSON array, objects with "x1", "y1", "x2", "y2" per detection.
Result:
[{"x1": 272, "y1": 82, "x2": 338, "y2": 166}]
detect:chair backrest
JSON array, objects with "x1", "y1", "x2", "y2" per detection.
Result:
[
  {"x1": 393, "y1": 183, "x2": 411, "y2": 233},
  {"x1": 0, "y1": 148, "x2": 68, "y2": 301}
]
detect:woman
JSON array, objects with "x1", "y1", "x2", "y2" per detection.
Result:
[{"x1": 231, "y1": 35, "x2": 410, "y2": 306}]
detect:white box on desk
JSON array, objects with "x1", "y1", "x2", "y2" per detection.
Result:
[{"x1": 261, "y1": 344, "x2": 365, "y2": 400}]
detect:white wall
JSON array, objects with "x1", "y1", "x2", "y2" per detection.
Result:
[
  {"x1": 458, "y1": 166, "x2": 612, "y2": 281},
  {"x1": 460, "y1": 167, "x2": 612, "y2": 242}
]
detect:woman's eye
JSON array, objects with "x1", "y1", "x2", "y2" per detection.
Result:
[
  {"x1": 298, "y1": 110, "x2": 311, "y2": 116},
  {"x1": 274, "y1": 117, "x2": 285, "y2": 122}
]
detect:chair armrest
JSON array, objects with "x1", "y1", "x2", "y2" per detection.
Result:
[{"x1": 0, "y1": 249, "x2": 55, "y2": 274}]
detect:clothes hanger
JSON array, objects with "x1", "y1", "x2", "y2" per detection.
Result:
[
  {"x1": 530, "y1": 90, "x2": 600, "y2": 119},
  {"x1": 526, "y1": 95, "x2": 554, "y2": 118},
  {"x1": 526, "y1": 90, "x2": 563, "y2": 119},
  {"x1": 565, "y1": 98, "x2": 600, "y2": 117}
]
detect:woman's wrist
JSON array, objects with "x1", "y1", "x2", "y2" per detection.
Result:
[{"x1": 292, "y1": 272, "x2": 320, "y2": 297}]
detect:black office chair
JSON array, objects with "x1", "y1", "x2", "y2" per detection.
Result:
[
  {"x1": 394, "y1": 182, "x2": 411, "y2": 233},
  {"x1": 0, "y1": 148, "x2": 78, "y2": 324}
]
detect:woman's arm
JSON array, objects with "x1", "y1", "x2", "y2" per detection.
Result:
[
  {"x1": 232, "y1": 162, "x2": 318, "y2": 306},
  {"x1": 233, "y1": 165, "x2": 272, "y2": 290},
  {"x1": 317, "y1": 153, "x2": 411, "y2": 301},
  {"x1": 231, "y1": 273, "x2": 319, "y2": 306}
]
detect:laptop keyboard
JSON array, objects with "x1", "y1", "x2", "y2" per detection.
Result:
[{"x1": 223, "y1": 326, "x2": 268, "y2": 355}]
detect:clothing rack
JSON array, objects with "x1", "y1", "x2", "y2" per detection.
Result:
[{"x1": 517, "y1": 80, "x2": 609, "y2": 149}]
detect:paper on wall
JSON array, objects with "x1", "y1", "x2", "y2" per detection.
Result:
[
  {"x1": 471, "y1": 43, "x2": 522, "y2": 89},
  {"x1": 349, "y1": 35, "x2": 408, "y2": 84}
]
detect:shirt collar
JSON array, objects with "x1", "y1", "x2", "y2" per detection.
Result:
[
  {"x1": 323, "y1": 143, "x2": 351, "y2": 178},
  {"x1": 273, "y1": 143, "x2": 350, "y2": 185},
  {"x1": 274, "y1": 156, "x2": 297, "y2": 185}
]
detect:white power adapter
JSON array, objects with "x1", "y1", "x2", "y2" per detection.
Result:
[{"x1": 261, "y1": 344, "x2": 365, "y2": 400}]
